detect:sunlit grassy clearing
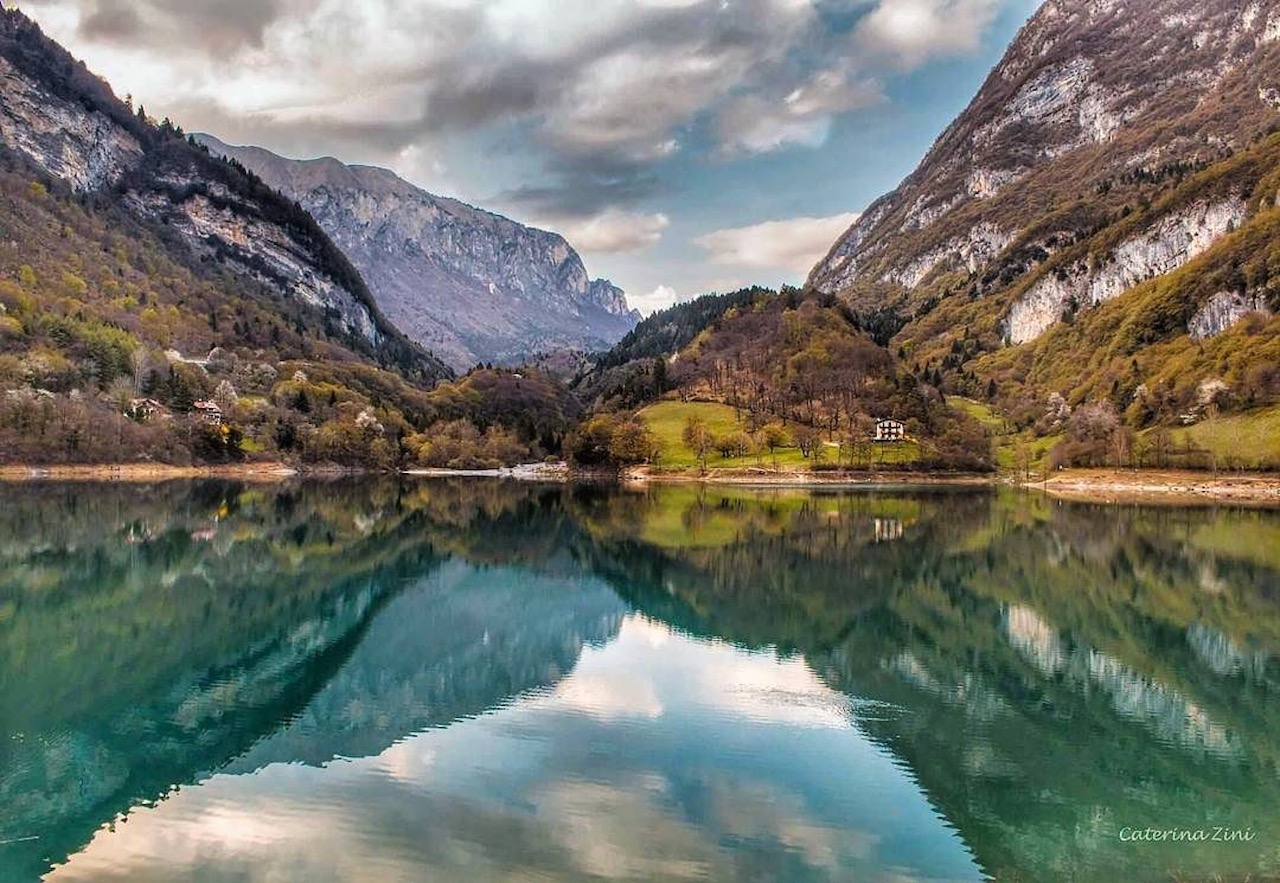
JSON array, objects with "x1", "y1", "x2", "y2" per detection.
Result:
[{"x1": 637, "y1": 400, "x2": 921, "y2": 470}]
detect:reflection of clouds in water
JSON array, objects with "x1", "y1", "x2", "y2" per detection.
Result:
[
  {"x1": 546, "y1": 672, "x2": 666, "y2": 720},
  {"x1": 702, "y1": 778, "x2": 874, "y2": 869},
  {"x1": 532, "y1": 778, "x2": 716, "y2": 880},
  {"x1": 527, "y1": 615, "x2": 852, "y2": 728},
  {"x1": 693, "y1": 651, "x2": 853, "y2": 730},
  {"x1": 50, "y1": 614, "x2": 980, "y2": 883},
  {"x1": 377, "y1": 743, "x2": 437, "y2": 785}
]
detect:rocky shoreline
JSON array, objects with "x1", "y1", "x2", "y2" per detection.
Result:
[
  {"x1": 5, "y1": 463, "x2": 1280, "y2": 505},
  {"x1": 1028, "y1": 469, "x2": 1280, "y2": 506}
]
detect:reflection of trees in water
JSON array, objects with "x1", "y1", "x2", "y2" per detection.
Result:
[
  {"x1": 5, "y1": 480, "x2": 1280, "y2": 883},
  {"x1": 592, "y1": 486, "x2": 1280, "y2": 882},
  {"x1": 0, "y1": 478, "x2": 616, "y2": 882}
]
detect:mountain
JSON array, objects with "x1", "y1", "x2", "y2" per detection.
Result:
[
  {"x1": 197, "y1": 136, "x2": 641, "y2": 371},
  {"x1": 809, "y1": 0, "x2": 1280, "y2": 431},
  {"x1": 0, "y1": 7, "x2": 472, "y2": 467},
  {"x1": 0, "y1": 9, "x2": 446, "y2": 383},
  {"x1": 573, "y1": 286, "x2": 782, "y2": 409}
]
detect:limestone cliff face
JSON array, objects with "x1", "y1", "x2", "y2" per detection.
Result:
[
  {"x1": 1188, "y1": 290, "x2": 1271, "y2": 339},
  {"x1": 810, "y1": 0, "x2": 1280, "y2": 348},
  {"x1": 1006, "y1": 199, "x2": 1248, "y2": 343},
  {"x1": 0, "y1": 9, "x2": 446, "y2": 379},
  {"x1": 0, "y1": 53, "x2": 142, "y2": 191},
  {"x1": 199, "y1": 137, "x2": 640, "y2": 370}
]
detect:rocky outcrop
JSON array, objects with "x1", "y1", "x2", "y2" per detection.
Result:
[
  {"x1": 885, "y1": 223, "x2": 1012, "y2": 290},
  {"x1": 199, "y1": 136, "x2": 640, "y2": 370},
  {"x1": 1188, "y1": 290, "x2": 1271, "y2": 339},
  {"x1": 125, "y1": 176, "x2": 380, "y2": 345},
  {"x1": 1006, "y1": 199, "x2": 1247, "y2": 343},
  {"x1": 0, "y1": 54, "x2": 142, "y2": 191}
]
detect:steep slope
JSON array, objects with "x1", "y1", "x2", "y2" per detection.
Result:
[
  {"x1": 573, "y1": 286, "x2": 781, "y2": 409},
  {"x1": 0, "y1": 7, "x2": 466, "y2": 467},
  {"x1": 0, "y1": 7, "x2": 447, "y2": 383},
  {"x1": 809, "y1": 0, "x2": 1280, "y2": 425},
  {"x1": 199, "y1": 136, "x2": 640, "y2": 370}
]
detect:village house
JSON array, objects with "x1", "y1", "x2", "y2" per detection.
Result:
[
  {"x1": 874, "y1": 418, "x2": 906, "y2": 443},
  {"x1": 193, "y1": 400, "x2": 224, "y2": 426},
  {"x1": 127, "y1": 398, "x2": 169, "y2": 423}
]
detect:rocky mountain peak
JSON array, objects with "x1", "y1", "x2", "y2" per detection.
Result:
[
  {"x1": 810, "y1": 0, "x2": 1280, "y2": 336},
  {"x1": 199, "y1": 135, "x2": 640, "y2": 371}
]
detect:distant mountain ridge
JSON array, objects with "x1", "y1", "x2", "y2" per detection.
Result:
[{"x1": 198, "y1": 136, "x2": 640, "y2": 370}]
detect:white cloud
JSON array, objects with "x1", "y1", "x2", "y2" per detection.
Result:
[
  {"x1": 633, "y1": 284, "x2": 682, "y2": 315},
  {"x1": 856, "y1": 0, "x2": 1006, "y2": 69},
  {"x1": 716, "y1": 70, "x2": 883, "y2": 156},
  {"x1": 693, "y1": 213, "x2": 861, "y2": 275},
  {"x1": 557, "y1": 210, "x2": 670, "y2": 254}
]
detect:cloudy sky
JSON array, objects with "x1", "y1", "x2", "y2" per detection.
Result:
[{"x1": 15, "y1": 0, "x2": 1039, "y2": 313}]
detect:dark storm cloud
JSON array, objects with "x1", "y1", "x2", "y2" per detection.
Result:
[
  {"x1": 78, "y1": 0, "x2": 294, "y2": 54},
  {"x1": 496, "y1": 158, "x2": 666, "y2": 220}
]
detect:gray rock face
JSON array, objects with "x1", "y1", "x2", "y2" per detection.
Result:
[
  {"x1": 0, "y1": 12, "x2": 438, "y2": 372},
  {"x1": 0, "y1": 54, "x2": 142, "y2": 191},
  {"x1": 199, "y1": 136, "x2": 640, "y2": 370},
  {"x1": 1188, "y1": 290, "x2": 1271, "y2": 339},
  {"x1": 809, "y1": 0, "x2": 1280, "y2": 344},
  {"x1": 1006, "y1": 199, "x2": 1248, "y2": 344}
]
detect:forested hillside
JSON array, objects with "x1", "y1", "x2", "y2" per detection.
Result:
[
  {"x1": 0, "y1": 7, "x2": 486, "y2": 468},
  {"x1": 574, "y1": 286, "x2": 779, "y2": 410},
  {"x1": 574, "y1": 290, "x2": 993, "y2": 472}
]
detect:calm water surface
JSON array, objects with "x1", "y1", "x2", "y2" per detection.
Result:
[{"x1": 1, "y1": 480, "x2": 1278, "y2": 882}]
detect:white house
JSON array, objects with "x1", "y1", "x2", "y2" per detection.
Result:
[{"x1": 874, "y1": 418, "x2": 906, "y2": 442}]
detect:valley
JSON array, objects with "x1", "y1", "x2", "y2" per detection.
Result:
[
  {"x1": 1, "y1": 1, "x2": 1280, "y2": 495},
  {"x1": 4, "y1": 3, "x2": 1280, "y2": 881}
]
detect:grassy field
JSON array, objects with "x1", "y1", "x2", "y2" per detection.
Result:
[
  {"x1": 1162, "y1": 406, "x2": 1280, "y2": 469},
  {"x1": 949, "y1": 395, "x2": 1280, "y2": 474},
  {"x1": 637, "y1": 400, "x2": 920, "y2": 471},
  {"x1": 948, "y1": 397, "x2": 1055, "y2": 474}
]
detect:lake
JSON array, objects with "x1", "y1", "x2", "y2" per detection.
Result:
[{"x1": 1, "y1": 479, "x2": 1278, "y2": 882}]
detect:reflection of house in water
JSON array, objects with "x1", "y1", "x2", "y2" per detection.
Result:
[{"x1": 873, "y1": 518, "x2": 905, "y2": 543}]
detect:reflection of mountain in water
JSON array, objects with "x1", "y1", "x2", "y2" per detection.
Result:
[
  {"x1": 0, "y1": 482, "x2": 448, "y2": 883},
  {"x1": 594, "y1": 488, "x2": 1280, "y2": 883},
  {"x1": 0, "y1": 480, "x2": 621, "y2": 882},
  {"x1": 6, "y1": 480, "x2": 1280, "y2": 883},
  {"x1": 231, "y1": 561, "x2": 626, "y2": 771}
]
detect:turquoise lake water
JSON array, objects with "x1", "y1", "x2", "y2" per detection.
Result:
[{"x1": 1, "y1": 479, "x2": 1277, "y2": 882}]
